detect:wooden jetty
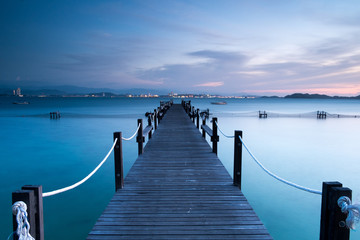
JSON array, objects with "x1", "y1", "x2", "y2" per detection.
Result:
[{"x1": 87, "y1": 104, "x2": 272, "y2": 239}]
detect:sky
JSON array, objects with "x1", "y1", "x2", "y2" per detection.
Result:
[{"x1": 1, "y1": 0, "x2": 360, "y2": 96}]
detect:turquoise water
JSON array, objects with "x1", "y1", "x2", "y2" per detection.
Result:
[{"x1": 1, "y1": 97, "x2": 360, "y2": 239}]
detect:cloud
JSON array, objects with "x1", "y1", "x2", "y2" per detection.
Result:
[{"x1": 194, "y1": 81, "x2": 224, "y2": 87}]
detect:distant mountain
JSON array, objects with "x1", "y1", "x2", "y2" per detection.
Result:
[
  {"x1": 285, "y1": 93, "x2": 332, "y2": 99},
  {"x1": 23, "y1": 89, "x2": 67, "y2": 96},
  {"x1": 285, "y1": 93, "x2": 360, "y2": 99},
  {"x1": 0, "y1": 85, "x2": 171, "y2": 96},
  {"x1": 43, "y1": 85, "x2": 171, "y2": 95}
]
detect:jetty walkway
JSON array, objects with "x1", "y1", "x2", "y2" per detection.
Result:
[{"x1": 87, "y1": 104, "x2": 272, "y2": 239}]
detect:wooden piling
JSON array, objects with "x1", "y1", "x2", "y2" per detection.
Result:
[
  {"x1": 211, "y1": 117, "x2": 219, "y2": 155},
  {"x1": 113, "y1": 132, "x2": 124, "y2": 191},
  {"x1": 196, "y1": 109, "x2": 200, "y2": 129},
  {"x1": 202, "y1": 118, "x2": 206, "y2": 139},
  {"x1": 320, "y1": 182, "x2": 351, "y2": 240},
  {"x1": 136, "y1": 119, "x2": 144, "y2": 155},
  {"x1": 12, "y1": 185, "x2": 44, "y2": 240},
  {"x1": 154, "y1": 109, "x2": 157, "y2": 130},
  {"x1": 233, "y1": 131, "x2": 243, "y2": 188}
]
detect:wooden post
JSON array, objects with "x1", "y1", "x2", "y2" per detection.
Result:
[
  {"x1": 21, "y1": 185, "x2": 44, "y2": 240},
  {"x1": 211, "y1": 117, "x2": 219, "y2": 155},
  {"x1": 192, "y1": 107, "x2": 195, "y2": 123},
  {"x1": 196, "y1": 109, "x2": 200, "y2": 129},
  {"x1": 320, "y1": 182, "x2": 352, "y2": 240},
  {"x1": 154, "y1": 109, "x2": 157, "y2": 130},
  {"x1": 147, "y1": 115, "x2": 152, "y2": 139},
  {"x1": 136, "y1": 119, "x2": 144, "y2": 155},
  {"x1": 157, "y1": 107, "x2": 161, "y2": 124},
  {"x1": 113, "y1": 132, "x2": 124, "y2": 191},
  {"x1": 233, "y1": 131, "x2": 243, "y2": 188},
  {"x1": 12, "y1": 186, "x2": 44, "y2": 240},
  {"x1": 202, "y1": 118, "x2": 206, "y2": 139}
]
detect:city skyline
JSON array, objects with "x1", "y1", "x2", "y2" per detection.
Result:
[{"x1": 2, "y1": 0, "x2": 360, "y2": 96}]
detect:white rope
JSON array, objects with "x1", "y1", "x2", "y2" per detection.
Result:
[
  {"x1": 11, "y1": 201, "x2": 35, "y2": 240},
  {"x1": 42, "y1": 138, "x2": 118, "y2": 197},
  {"x1": 338, "y1": 196, "x2": 360, "y2": 229},
  {"x1": 238, "y1": 135, "x2": 322, "y2": 195},
  {"x1": 122, "y1": 124, "x2": 141, "y2": 141},
  {"x1": 214, "y1": 121, "x2": 234, "y2": 138}
]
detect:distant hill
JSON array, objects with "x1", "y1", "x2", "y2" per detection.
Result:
[
  {"x1": 285, "y1": 93, "x2": 360, "y2": 99},
  {"x1": 285, "y1": 93, "x2": 332, "y2": 99},
  {"x1": 0, "y1": 85, "x2": 171, "y2": 96}
]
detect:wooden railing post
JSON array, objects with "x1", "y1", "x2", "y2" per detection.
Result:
[
  {"x1": 192, "y1": 107, "x2": 195, "y2": 123},
  {"x1": 196, "y1": 109, "x2": 200, "y2": 129},
  {"x1": 136, "y1": 119, "x2": 144, "y2": 155},
  {"x1": 211, "y1": 118, "x2": 219, "y2": 155},
  {"x1": 202, "y1": 118, "x2": 206, "y2": 139},
  {"x1": 320, "y1": 182, "x2": 351, "y2": 240},
  {"x1": 154, "y1": 109, "x2": 157, "y2": 130},
  {"x1": 233, "y1": 131, "x2": 243, "y2": 188},
  {"x1": 147, "y1": 115, "x2": 152, "y2": 139},
  {"x1": 13, "y1": 185, "x2": 44, "y2": 240},
  {"x1": 113, "y1": 132, "x2": 124, "y2": 190}
]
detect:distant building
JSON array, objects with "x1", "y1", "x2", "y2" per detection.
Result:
[{"x1": 15, "y1": 88, "x2": 23, "y2": 97}]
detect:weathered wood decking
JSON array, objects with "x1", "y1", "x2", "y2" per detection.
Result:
[{"x1": 88, "y1": 104, "x2": 272, "y2": 240}]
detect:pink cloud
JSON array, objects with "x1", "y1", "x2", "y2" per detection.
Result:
[{"x1": 194, "y1": 81, "x2": 224, "y2": 87}]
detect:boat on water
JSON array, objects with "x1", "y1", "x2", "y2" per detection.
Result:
[
  {"x1": 12, "y1": 101, "x2": 30, "y2": 105},
  {"x1": 211, "y1": 101, "x2": 227, "y2": 105}
]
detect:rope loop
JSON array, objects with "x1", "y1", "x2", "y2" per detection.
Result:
[
  {"x1": 214, "y1": 121, "x2": 234, "y2": 138},
  {"x1": 238, "y1": 134, "x2": 322, "y2": 195},
  {"x1": 122, "y1": 124, "x2": 141, "y2": 141},
  {"x1": 213, "y1": 120, "x2": 322, "y2": 194},
  {"x1": 12, "y1": 201, "x2": 35, "y2": 240},
  {"x1": 42, "y1": 138, "x2": 118, "y2": 197},
  {"x1": 338, "y1": 196, "x2": 360, "y2": 229}
]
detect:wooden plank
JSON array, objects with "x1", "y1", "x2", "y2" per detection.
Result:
[{"x1": 88, "y1": 104, "x2": 272, "y2": 239}]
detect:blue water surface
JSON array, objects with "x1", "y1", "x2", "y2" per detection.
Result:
[{"x1": 1, "y1": 97, "x2": 360, "y2": 240}]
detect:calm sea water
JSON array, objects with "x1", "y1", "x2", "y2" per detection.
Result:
[{"x1": 1, "y1": 97, "x2": 359, "y2": 239}]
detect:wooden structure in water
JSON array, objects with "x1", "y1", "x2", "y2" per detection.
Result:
[
  {"x1": 258, "y1": 111, "x2": 267, "y2": 118},
  {"x1": 49, "y1": 111, "x2": 61, "y2": 119},
  {"x1": 317, "y1": 111, "x2": 327, "y2": 119},
  {"x1": 87, "y1": 104, "x2": 272, "y2": 239}
]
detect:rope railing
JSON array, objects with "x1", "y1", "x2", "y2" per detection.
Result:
[
  {"x1": 238, "y1": 134, "x2": 322, "y2": 195},
  {"x1": 338, "y1": 196, "x2": 360, "y2": 229},
  {"x1": 9, "y1": 201, "x2": 35, "y2": 240},
  {"x1": 10, "y1": 101, "x2": 174, "y2": 240},
  {"x1": 215, "y1": 120, "x2": 322, "y2": 194},
  {"x1": 122, "y1": 124, "x2": 141, "y2": 141},
  {"x1": 214, "y1": 121, "x2": 234, "y2": 138},
  {"x1": 216, "y1": 120, "x2": 360, "y2": 233},
  {"x1": 42, "y1": 138, "x2": 118, "y2": 197}
]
